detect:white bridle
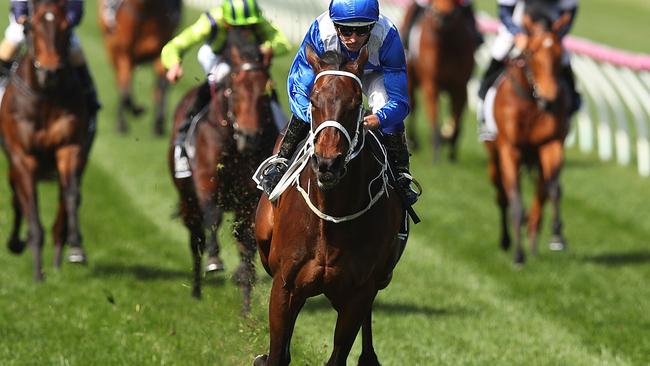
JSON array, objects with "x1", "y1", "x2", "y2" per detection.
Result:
[{"x1": 308, "y1": 70, "x2": 365, "y2": 164}]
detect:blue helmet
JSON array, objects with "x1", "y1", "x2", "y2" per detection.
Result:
[{"x1": 329, "y1": 0, "x2": 379, "y2": 26}]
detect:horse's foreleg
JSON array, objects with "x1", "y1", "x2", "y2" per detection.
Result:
[
  {"x1": 528, "y1": 167, "x2": 547, "y2": 257},
  {"x1": 485, "y1": 141, "x2": 510, "y2": 251},
  {"x1": 153, "y1": 58, "x2": 169, "y2": 136},
  {"x1": 447, "y1": 86, "x2": 468, "y2": 162},
  {"x1": 405, "y1": 63, "x2": 420, "y2": 151},
  {"x1": 56, "y1": 146, "x2": 86, "y2": 264},
  {"x1": 115, "y1": 55, "x2": 139, "y2": 133},
  {"x1": 421, "y1": 80, "x2": 440, "y2": 162},
  {"x1": 10, "y1": 161, "x2": 44, "y2": 280},
  {"x1": 498, "y1": 144, "x2": 525, "y2": 265},
  {"x1": 254, "y1": 196, "x2": 274, "y2": 276},
  {"x1": 52, "y1": 197, "x2": 67, "y2": 268},
  {"x1": 233, "y1": 209, "x2": 257, "y2": 315},
  {"x1": 203, "y1": 204, "x2": 224, "y2": 273},
  {"x1": 7, "y1": 182, "x2": 26, "y2": 254},
  {"x1": 261, "y1": 276, "x2": 306, "y2": 366},
  {"x1": 327, "y1": 291, "x2": 377, "y2": 366},
  {"x1": 358, "y1": 311, "x2": 380, "y2": 366},
  {"x1": 540, "y1": 141, "x2": 566, "y2": 251},
  {"x1": 180, "y1": 189, "x2": 205, "y2": 299}
]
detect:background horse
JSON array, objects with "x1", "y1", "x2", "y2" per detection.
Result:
[
  {"x1": 0, "y1": 0, "x2": 95, "y2": 280},
  {"x1": 169, "y1": 28, "x2": 277, "y2": 314},
  {"x1": 98, "y1": 0, "x2": 181, "y2": 135},
  {"x1": 485, "y1": 13, "x2": 572, "y2": 265},
  {"x1": 254, "y1": 46, "x2": 405, "y2": 366},
  {"x1": 403, "y1": 0, "x2": 476, "y2": 161}
]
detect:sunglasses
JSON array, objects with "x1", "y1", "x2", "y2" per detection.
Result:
[{"x1": 336, "y1": 24, "x2": 373, "y2": 37}]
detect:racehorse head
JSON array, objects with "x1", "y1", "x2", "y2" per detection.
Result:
[
  {"x1": 220, "y1": 27, "x2": 273, "y2": 154},
  {"x1": 429, "y1": 0, "x2": 460, "y2": 28},
  {"x1": 27, "y1": 0, "x2": 71, "y2": 89},
  {"x1": 305, "y1": 45, "x2": 368, "y2": 190},
  {"x1": 519, "y1": 7, "x2": 571, "y2": 111}
]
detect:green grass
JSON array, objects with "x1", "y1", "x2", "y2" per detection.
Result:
[{"x1": 0, "y1": 2, "x2": 649, "y2": 365}]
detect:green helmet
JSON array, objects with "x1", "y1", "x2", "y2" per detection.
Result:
[{"x1": 222, "y1": 0, "x2": 263, "y2": 26}]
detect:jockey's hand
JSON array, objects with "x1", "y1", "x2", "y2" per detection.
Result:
[
  {"x1": 363, "y1": 114, "x2": 381, "y2": 130},
  {"x1": 17, "y1": 16, "x2": 27, "y2": 25},
  {"x1": 166, "y1": 63, "x2": 183, "y2": 83},
  {"x1": 514, "y1": 33, "x2": 529, "y2": 50}
]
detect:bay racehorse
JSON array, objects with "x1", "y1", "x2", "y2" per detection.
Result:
[
  {"x1": 98, "y1": 0, "x2": 181, "y2": 135},
  {"x1": 254, "y1": 46, "x2": 406, "y2": 366},
  {"x1": 403, "y1": 0, "x2": 476, "y2": 161},
  {"x1": 485, "y1": 12, "x2": 572, "y2": 265},
  {"x1": 0, "y1": 0, "x2": 95, "y2": 280},
  {"x1": 169, "y1": 28, "x2": 278, "y2": 314}
]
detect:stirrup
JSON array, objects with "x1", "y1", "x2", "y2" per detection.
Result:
[
  {"x1": 396, "y1": 172, "x2": 422, "y2": 205},
  {"x1": 260, "y1": 157, "x2": 289, "y2": 196},
  {"x1": 173, "y1": 145, "x2": 192, "y2": 179}
]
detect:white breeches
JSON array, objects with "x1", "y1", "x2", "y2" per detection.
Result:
[
  {"x1": 491, "y1": 26, "x2": 571, "y2": 65},
  {"x1": 197, "y1": 43, "x2": 230, "y2": 84}
]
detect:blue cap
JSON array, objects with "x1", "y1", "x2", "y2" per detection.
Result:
[{"x1": 329, "y1": 0, "x2": 379, "y2": 26}]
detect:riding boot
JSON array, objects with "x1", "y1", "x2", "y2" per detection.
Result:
[
  {"x1": 173, "y1": 81, "x2": 212, "y2": 179},
  {"x1": 0, "y1": 59, "x2": 13, "y2": 88},
  {"x1": 384, "y1": 132, "x2": 420, "y2": 206},
  {"x1": 478, "y1": 58, "x2": 505, "y2": 101},
  {"x1": 260, "y1": 115, "x2": 310, "y2": 196},
  {"x1": 460, "y1": 3, "x2": 484, "y2": 47},
  {"x1": 561, "y1": 63, "x2": 582, "y2": 115},
  {"x1": 400, "y1": 2, "x2": 425, "y2": 50}
]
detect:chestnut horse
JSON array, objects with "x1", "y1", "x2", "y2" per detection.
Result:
[
  {"x1": 169, "y1": 28, "x2": 277, "y2": 314},
  {"x1": 0, "y1": 0, "x2": 95, "y2": 280},
  {"x1": 98, "y1": 0, "x2": 181, "y2": 135},
  {"x1": 254, "y1": 46, "x2": 406, "y2": 365},
  {"x1": 403, "y1": 0, "x2": 476, "y2": 161},
  {"x1": 485, "y1": 13, "x2": 572, "y2": 265}
]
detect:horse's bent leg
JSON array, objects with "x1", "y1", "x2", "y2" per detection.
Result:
[
  {"x1": 421, "y1": 80, "x2": 440, "y2": 162},
  {"x1": 358, "y1": 312, "x2": 380, "y2": 366},
  {"x1": 485, "y1": 141, "x2": 510, "y2": 251},
  {"x1": 254, "y1": 196, "x2": 274, "y2": 276},
  {"x1": 56, "y1": 146, "x2": 86, "y2": 264},
  {"x1": 498, "y1": 144, "x2": 525, "y2": 265},
  {"x1": 153, "y1": 58, "x2": 169, "y2": 136},
  {"x1": 262, "y1": 277, "x2": 306, "y2": 366},
  {"x1": 203, "y1": 204, "x2": 224, "y2": 273},
  {"x1": 327, "y1": 291, "x2": 377, "y2": 366},
  {"x1": 233, "y1": 208, "x2": 257, "y2": 315},
  {"x1": 10, "y1": 160, "x2": 44, "y2": 280},
  {"x1": 7, "y1": 182, "x2": 25, "y2": 254},
  {"x1": 447, "y1": 86, "x2": 468, "y2": 162},
  {"x1": 180, "y1": 192, "x2": 205, "y2": 298},
  {"x1": 52, "y1": 197, "x2": 67, "y2": 268},
  {"x1": 540, "y1": 141, "x2": 566, "y2": 250}
]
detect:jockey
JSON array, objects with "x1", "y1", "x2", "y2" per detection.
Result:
[
  {"x1": 161, "y1": 0, "x2": 290, "y2": 179},
  {"x1": 477, "y1": 0, "x2": 580, "y2": 119},
  {"x1": 0, "y1": 0, "x2": 100, "y2": 117},
  {"x1": 401, "y1": 0, "x2": 483, "y2": 50},
  {"x1": 258, "y1": 0, "x2": 420, "y2": 206}
]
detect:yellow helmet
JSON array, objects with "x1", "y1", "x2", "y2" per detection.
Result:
[{"x1": 222, "y1": 0, "x2": 263, "y2": 26}]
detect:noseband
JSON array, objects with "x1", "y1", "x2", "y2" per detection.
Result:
[{"x1": 309, "y1": 70, "x2": 365, "y2": 165}]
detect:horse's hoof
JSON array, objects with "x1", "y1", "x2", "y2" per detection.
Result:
[
  {"x1": 205, "y1": 256, "x2": 225, "y2": 272},
  {"x1": 358, "y1": 352, "x2": 381, "y2": 366},
  {"x1": 549, "y1": 236, "x2": 566, "y2": 251},
  {"x1": 67, "y1": 247, "x2": 87, "y2": 264},
  {"x1": 7, "y1": 238, "x2": 26, "y2": 254},
  {"x1": 131, "y1": 106, "x2": 145, "y2": 116},
  {"x1": 253, "y1": 354, "x2": 268, "y2": 366},
  {"x1": 514, "y1": 251, "x2": 525, "y2": 266}
]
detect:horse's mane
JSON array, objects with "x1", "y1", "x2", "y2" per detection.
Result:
[
  {"x1": 524, "y1": 1, "x2": 556, "y2": 30},
  {"x1": 320, "y1": 50, "x2": 348, "y2": 70},
  {"x1": 224, "y1": 28, "x2": 262, "y2": 63}
]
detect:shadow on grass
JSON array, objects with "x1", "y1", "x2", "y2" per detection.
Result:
[
  {"x1": 90, "y1": 262, "x2": 189, "y2": 280},
  {"x1": 301, "y1": 296, "x2": 459, "y2": 317},
  {"x1": 582, "y1": 250, "x2": 650, "y2": 266}
]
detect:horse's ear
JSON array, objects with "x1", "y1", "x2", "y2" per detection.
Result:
[
  {"x1": 305, "y1": 44, "x2": 322, "y2": 73},
  {"x1": 522, "y1": 14, "x2": 534, "y2": 33},
  {"x1": 552, "y1": 13, "x2": 571, "y2": 34},
  {"x1": 348, "y1": 46, "x2": 369, "y2": 76}
]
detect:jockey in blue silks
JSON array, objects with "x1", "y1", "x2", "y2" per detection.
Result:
[
  {"x1": 259, "y1": 0, "x2": 419, "y2": 205},
  {"x1": 0, "y1": 0, "x2": 100, "y2": 117}
]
